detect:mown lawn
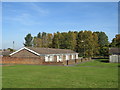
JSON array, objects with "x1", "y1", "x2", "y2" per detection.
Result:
[{"x1": 2, "y1": 59, "x2": 119, "y2": 88}]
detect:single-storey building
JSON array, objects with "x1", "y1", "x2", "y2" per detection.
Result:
[
  {"x1": 109, "y1": 48, "x2": 120, "y2": 63},
  {"x1": 10, "y1": 47, "x2": 79, "y2": 63}
]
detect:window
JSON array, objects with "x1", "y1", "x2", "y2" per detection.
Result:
[
  {"x1": 49, "y1": 56, "x2": 53, "y2": 62},
  {"x1": 45, "y1": 56, "x2": 48, "y2": 62},
  {"x1": 57, "y1": 55, "x2": 62, "y2": 62},
  {"x1": 45, "y1": 55, "x2": 53, "y2": 62},
  {"x1": 71, "y1": 55, "x2": 74, "y2": 59},
  {"x1": 66, "y1": 55, "x2": 69, "y2": 60},
  {"x1": 76, "y1": 54, "x2": 78, "y2": 59}
]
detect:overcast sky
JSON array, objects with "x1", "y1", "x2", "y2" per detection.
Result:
[{"x1": 2, "y1": 2, "x2": 118, "y2": 49}]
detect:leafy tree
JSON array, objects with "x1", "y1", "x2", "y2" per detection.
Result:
[
  {"x1": 47, "y1": 33, "x2": 53, "y2": 48},
  {"x1": 24, "y1": 33, "x2": 33, "y2": 47},
  {"x1": 37, "y1": 32, "x2": 42, "y2": 39},
  {"x1": 76, "y1": 31, "x2": 99, "y2": 57},
  {"x1": 94, "y1": 31, "x2": 109, "y2": 56},
  {"x1": 116, "y1": 34, "x2": 120, "y2": 47},
  {"x1": 59, "y1": 32, "x2": 69, "y2": 49},
  {"x1": 100, "y1": 47, "x2": 109, "y2": 57},
  {"x1": 42, "y1": 32, "x2": 47, "y2": 47},
  {"x1": 67, "y1": 31, "x2": 77, "y2": 50},
  {"x1": 110, "y1": 34, "x2": 120, "y2": 47},
  {"x1": 94, "y1": 31, "x2": 109, "y2": 47},
  {"x1": 42, "y1": 32, "x2": 47, "y2": 38},
  {"x1": 92, "y1": 32, "x2": 99, "y2": 56},
  {"x1": 33, "y1": 37, "x2": 42, "y2": 47},
  {"x1": 52, "y1": 33, "x2": 60, "y2": 48}
]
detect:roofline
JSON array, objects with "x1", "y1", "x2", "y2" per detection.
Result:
[
  {"x1": 43, "y1": 53, "x2": 79, "y2": 56},
  {"x1": 9, "y1": 47, "x2": 40, "y2": 56},
  {"x1": 10, "y1": 47, "x2": 79, "y2": 56}
]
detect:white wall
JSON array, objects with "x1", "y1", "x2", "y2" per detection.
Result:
[
  {"x1": 45, "y1": 56, "x2": 48, "y2": 62},
  {"x1": 45, "y1": 53, "x2": 78, "y2": 62},
  {"x1": 76, "y1": 54, "x2": 78, "y2": 59},
  {"x1": 66, "y1": 55, "x2": 69, "y2": 60},
  {"x1": 45, "y1": 55, "x2": 54, "y2": 62},
  {"x1": 71, "y1": 55, "x2": 74, "y2": 59},
  {"x1": 57, "y1": 55, "x2": 62, "y2": 62},
  {"x1": 49, "y1": 56, "x2": 53, "y2": 61},
  {"x1": 109, "y1": 55, "x2": 120, "y2": 63}
]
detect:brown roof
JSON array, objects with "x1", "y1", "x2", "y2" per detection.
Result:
[
  {"x1": 26, "y1": 47, "x2": 77, "y2": 54},
  {"x1": 0, "y1": 51, "x2": 12, "y2": 56},
  {"x1": 109, "y1": 48, "x2": 120, "y2": 54}
]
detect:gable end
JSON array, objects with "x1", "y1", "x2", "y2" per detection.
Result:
[{"x1": 10, "y1": 47, "x2": 40, "y2": 56}]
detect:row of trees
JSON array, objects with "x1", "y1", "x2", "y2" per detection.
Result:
[
  {"x1": 24, "y1": 30, "x2": 118, "y2": 57},
  {"x1": 24, "y1": 32, "x2": 53, "y2": 48}
]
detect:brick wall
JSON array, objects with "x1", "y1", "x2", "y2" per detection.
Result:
[
  {"x1": 54, "y1": 55, "x2": 57, "y2": 62},
  {"x1": 63, "y1": 55, "x2": 66, "y2": 61},
  {"x1": 63, "y1": 59, "x2": 76, "y2": 65},
  {"x1": 11, "y1": 49, "x2": 39, "y2": 58},
  {"x1": 63, "y1": 57, "x2": 91, "y2": 65},
  {"x1": 1, "y1": 56, "x2": 44, "y2": 65},
  {"x1": 0, "y1": 56, "x2": 91, "y2": 65}
]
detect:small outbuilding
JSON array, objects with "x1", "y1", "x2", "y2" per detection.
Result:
[{"x1": 109, "y1": 48, "x2": 120, "y2": 63}]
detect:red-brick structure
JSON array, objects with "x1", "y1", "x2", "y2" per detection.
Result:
[{"x1": 0, "y1": 47, "x2": 91, "y2": 65}]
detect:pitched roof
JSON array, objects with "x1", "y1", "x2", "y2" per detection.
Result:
[
  {"x1": 109, "y1": 48, "x2": 120, "y2": 54},
  {"x1": 26, "y1": 47, "x2": 77, "y2": 54},
  {"x1": 10, "y1": 47, "x2": 77, "y2": 56}
]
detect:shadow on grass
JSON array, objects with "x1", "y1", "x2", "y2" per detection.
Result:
[{"x1": 95, "y1": 59, "x2": 109, "y2": 63}]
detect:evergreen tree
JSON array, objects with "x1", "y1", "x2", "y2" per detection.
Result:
[
  {"x1": 24, "y1": 33, "x2": 33, "y2": 47},
  {"x1": 37, "y1": 32, "x2": 42, "y2": 39}
]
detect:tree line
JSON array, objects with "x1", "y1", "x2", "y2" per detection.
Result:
[{"x1": 24, "y1": 30, "x2": 119, "y2": 57}]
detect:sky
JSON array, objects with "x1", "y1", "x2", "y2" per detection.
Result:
[{"x1": 2, "y1": 2, "x2": 118, "y2": 49}]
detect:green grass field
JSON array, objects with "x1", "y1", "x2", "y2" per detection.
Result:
[{"x1": 2, "y1": 59, "x2": 119, "y2": 88}]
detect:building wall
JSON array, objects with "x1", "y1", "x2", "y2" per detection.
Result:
[
  {"x1": 109, "y1": 55, "x2": 120, "y2": 63},
  {"x1": 63, "y1": 55, "x2": 66, "y2": 61},
  {"x1": 44, "y1": 54, "x2": 77, "y2": 62},
  {"x1": 2, "y1": 56, "x2": 44, "y2": 64},
  {"x1": 11, "y1": 48, "x2": 78, "y2": 64},
  {"x1": 1, "y1": 56, "x2": 91, "y2": 65},
  {"x1": 11, "y1": 49, "x2": 39, "y2": 58}
]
